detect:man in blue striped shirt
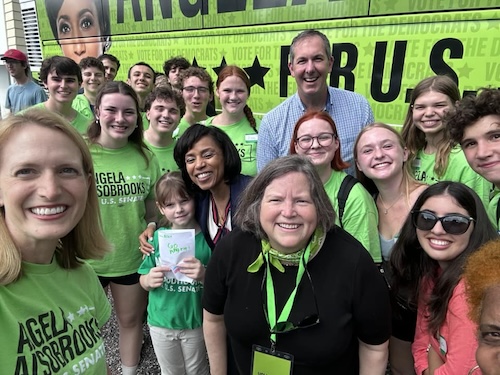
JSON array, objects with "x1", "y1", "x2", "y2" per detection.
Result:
[{"x1": 257, "y1": 30, "x2": 374, "y2": 175}]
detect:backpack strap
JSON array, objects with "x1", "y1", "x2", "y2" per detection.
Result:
[
  {"x1": 337, "y1": 174, "x2": 358, "y2": 228},
  {"x1": 496, "y1": 197, "x2": 500, "y2": 226}
]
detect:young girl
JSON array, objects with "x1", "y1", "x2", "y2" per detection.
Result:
[
  {"x1": 391, "y1": 181, "x2": 497, "y2": 374},
  {"x1": 139, "y1": 172, "x2": 211, "y2": 375},
  {"x1": 401, "y1": 75, "x2": 491, "y2": 205},
  {"x1": 86, "y1": 81, "x2": 160, "y2": 375},
  {"x1": 354, "y1": 123, "x2": 427, "y2": 375},
  {"x1": 205, "y1": 65, "x2": 260, "y2": 176}
]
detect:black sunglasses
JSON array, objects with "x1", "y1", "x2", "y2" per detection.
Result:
[
  {"x1": 411, "y1": 210, "x2": 475, "y2": 235},
  {"x1": 261, "y1": 257, "x2": 320, "y2": 334}
]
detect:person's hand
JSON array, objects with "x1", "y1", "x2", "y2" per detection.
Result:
[
  {"x1": 139, "y1": 226, "x2": 155, "y2": 255},
  {"x1": 143, "y1": 266, "x2": 170, "y2": 289},
  {"x1": 178, "y1": 257, "x2": 206, "y2": 282}
]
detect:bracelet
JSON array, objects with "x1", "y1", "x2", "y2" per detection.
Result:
[
  {"x1": 147, "y1": 222, "x2": 157, "y2": 228},
  {"x1": 426, "y1": 343, "x2": 431, "y2": 353}
]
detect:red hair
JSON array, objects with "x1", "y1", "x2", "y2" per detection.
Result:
[
  {"x1": 216, "y1": 65, "x2": 257, "y2": 133},
  {"x1": 289, "y1": 110, "x2": 349, "y2": 171}
]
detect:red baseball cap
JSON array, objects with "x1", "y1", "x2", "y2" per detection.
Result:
[{"x1": 1, "y1": 49, "x2": 27, "y2": 62}]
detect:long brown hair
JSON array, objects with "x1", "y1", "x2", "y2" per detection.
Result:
[
  {"x1": 401, "y1": 75, "x2": 460, "y2": 177},
  {"x1": 87, "y1": 81, "x2": 151, "y2": 166}
]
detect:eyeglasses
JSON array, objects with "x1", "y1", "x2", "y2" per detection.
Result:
[
  {"x1": 182, "y1": 86, "x2": 210, "y2": 95},
  {"x1": 261, "y1": 257, "x2": 320, "y2": 334},
  {"x1": 411, "y1": 210, "x2": 475, "y2": 235},
  {"x1": 295, "y1": 133, "x2": 336, "y2": 150}
]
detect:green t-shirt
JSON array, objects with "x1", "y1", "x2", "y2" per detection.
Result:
[
  {"x1": 205, "y1": 116, "x2": 260, "y2": 177},
  {"x1": 138, "y1": 230, "x2": 211, "y2": 329},
  {"x1": 31, "y1": 102, "x2": 91, "y2": 134},
  {"x1": 487, "y1": 188, "x2": 500, "y2": 231},
  {"x1": 145, "y1": 139, "x2": 179, "y2": 174},
  {"x1": 412, "y1": 146, "x2": 492, "y2": 206},
  {"x1": 141, "y1": 112, "x2": 149, "y2": 130},
  {"x1": 323, "y1": 170, "x2": 382, "y2": 263},
  {"x1": 174, "y1": 118, "x2": 208, "y2": 139},
  {"x1": 72, "y1": 94, "x2": 94, "y2": 121},
  {"x1": 87, "y1": 143, "x2": 160, "y2": 276},
  {"x1": 0, "y1": 260, "x2": 111, "y2": 374}
]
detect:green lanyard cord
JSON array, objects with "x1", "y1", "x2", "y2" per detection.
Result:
[{"x1": 264, "y1": 245, "x2": 311, "y2": 351}]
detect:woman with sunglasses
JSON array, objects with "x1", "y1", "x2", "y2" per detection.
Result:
[
  {"x1": 203, "y1": 155, "x2": 391, "y2": 375},
  {"x1": 290, "y1": 110, "x2": 382, "y2": 263},
  {"x1": 391, "y1": 181, "x2": 497, "y2": 375}
]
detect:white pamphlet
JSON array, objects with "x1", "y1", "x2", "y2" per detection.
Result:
[{"x1": 157, "y1": 229, "x2": 196, "y2": 283}]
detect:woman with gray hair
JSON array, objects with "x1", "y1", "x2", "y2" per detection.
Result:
[{"x1": 202, "y1": 155, "x2": 391, "y2": 375}]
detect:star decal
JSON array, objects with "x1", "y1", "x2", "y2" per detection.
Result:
[
  {"x1": 457, "y1": 63, "x2": 473, "y2": 79},
  {"x1": 77, "y1": 306, "x2": 87, "y2": 316},
  {"x1": 213, "y1": 57, "x2": 228, "y2": 76},
  {"x1": 228, "y1": 13, "x2": 237, "y2": 24},
  {"x1": 487, "y1": 15, "x2": 499, "y2": 30},
  {"x1": 244, "y1": 56, "x2": 270, "y2": 89},
  {"x1": 67, "y1": 312, "x2": 75, "y2": 323},
  {"x1": 192, "y1": 57, "x2": 205, "y2": 70}
]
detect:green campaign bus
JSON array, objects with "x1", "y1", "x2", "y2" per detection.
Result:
[{"x1": 35, "y1": 0, "x2": 500, "y2": 125}]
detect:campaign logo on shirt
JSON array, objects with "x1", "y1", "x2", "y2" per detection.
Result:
[{"x1": 14, "y1": 306, "x2": 105, "y2": 374}]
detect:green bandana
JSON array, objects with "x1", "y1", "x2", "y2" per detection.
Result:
[{"x1": 247, "y1": 228, "x2": 324, "y2": 273}]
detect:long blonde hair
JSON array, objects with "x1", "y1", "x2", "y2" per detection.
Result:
[{"x1": 0, "y1": 109, "x2": 110, "y2": 285}]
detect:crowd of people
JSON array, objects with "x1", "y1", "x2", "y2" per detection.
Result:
[{"x1": 1, "y1": 28, "x2": 500, "y2": 375}]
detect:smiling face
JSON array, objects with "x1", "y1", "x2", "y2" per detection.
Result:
[
  {"x1": 158, "y1": 194, "x2": 196, "y2": 229},
  {"x1": 127, "y1": 65, "x2": 154, "y2": 97},
  {"x1": 416, "y1": 194, "x2": 473, "y2": 270},
  {"x1": 288, "y1": 35, "x2": 333, "y2": 100},
  {"x1": 182, "y1": 76, "x2": 212, "y2": 117},
  {"x1": 294, "y1": 118, "x2": 338, "y2": 169},
  {"x1": 95, "y1": 93, "x2": 138, "y2": 148},
  {"x1": 185, "y1": 136, "x2": 225, "y2": 192},
  {"x1": 0, "y1": 124, "x2": 89, "y2": 252},
  {"x1": 259, "y1": 172, "x2": 318, "y2": 254},
  {"x1": 81, "y1": 66, "x2": 104, "y2": 96},
  {"x1": 461, "y1": 115, "x2": 500, "y2": 188},
  {"x1": 355, "y1": 127, "x2": 408, "y2": 181},
  {"x1": 146, "y1": 98, "x2": 181, "y2": 135},
  {"x1": 44, "y1": 70, "x2": 79, "y2": 104},
  {"x1": 57, "y1": 0, "x2": 104, "y2": 63},
  {"x1": 216, "y1": 75, "x2": 249, "y2": 116},
  {"x1": 476, "y1": 285, "x2": 500, "y2": 375},
  {"x1": 412, "y1": 90, "x2": 453, "y2": 136}
]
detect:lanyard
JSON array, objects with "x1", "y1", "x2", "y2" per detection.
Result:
[{"x1": 264, "y1": 245, "x2": 311, "y2": 351}]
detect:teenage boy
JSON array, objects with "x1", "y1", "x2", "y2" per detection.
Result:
[
  {"x1": 2, "y1": 48, "x2": 47, "y2": 114},
  {"x1": 127, "y1": 62, "x2": 155, "y2": 111},
  {"x1": 34, "y1": 56, "x2": 89, "y2": 133},
  {"x1": 174, "y1": 67, "x2": 214, "y2": 138},
  {"x1": 162, "y1": 56, "x2": 190, "y2": 87},
  {"x1": 72, "y1": 57, "x2": 105, "y2": 120},
  {"x1": 447, "y1": 88, "x2": 500, "y2": 229},
  {"x1": 144, "y1": 86, "x2": 185, "y2": 173},
  {"x1": 98, "y1": 53, "x2": 120, "y2": 81}
]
